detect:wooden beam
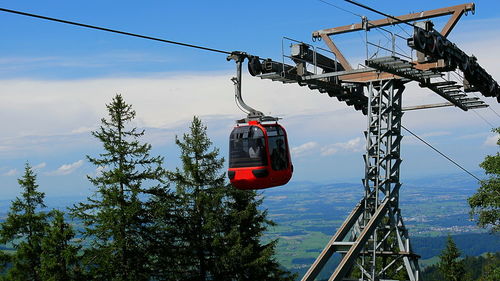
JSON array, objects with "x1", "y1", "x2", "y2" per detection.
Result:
[
  {"x1": 320, "y1": 34, "x2": 353, "y2": 71},
  {"x1": 441, "y1": 5, "x2": 470, "y2": 37},
  {"x1": 339, "y1": 71, "x2": 399, "y2": 83},
  {"x1": 313, "y1": 3, "x2": 475, "y2": 37}
]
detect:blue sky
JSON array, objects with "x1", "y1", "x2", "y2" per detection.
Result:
[{"x1": 0, "y1": 0, "x2": 498, "y2": 199}]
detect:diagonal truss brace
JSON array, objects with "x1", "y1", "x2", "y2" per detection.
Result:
[
  {"x1": 329, "y1": 197, "x2": 391, "y2": 280},
  {"x1": 301, "y1": 198, "x2": 365, "y2": 281}
]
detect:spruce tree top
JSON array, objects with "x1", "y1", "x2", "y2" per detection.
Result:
[
  {"x1": 170, "y1": 116, "x2": 225, "y2": 190},
  {"x1": 87, "y1": 94, "x2": 166, "y2": 190},
  {"x1": 0, "y1": 163, "x2": 46, "y2": 243}
]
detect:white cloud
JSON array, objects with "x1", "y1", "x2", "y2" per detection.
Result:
[
  {"x1": 3, "y1": 169, "x2": 18, "y2": 176},
  {"x1": 484, "y1": 134, "x2": 499, "y2": 146},
  {"x1": 338, "y1": 137, "x2": 363, "y2": 151},
  {"x1": 291, "y1": 141, "x2": 318, "y2": 157},
  {"x1": 33, "y1": 162, "x2": 46, "y2": 170},
  {"x1": 320, "y1": 146, "x2": 338, "y2": 156},
  {"x1": 0, "y1": 72, "x2": 355, "y2": 157},
  {"x1": 321, "y1": 137, "x2": 364, "y2": 156},
  {"x1": 49, "y1": 160, "x2": 84, "y2": 176}
]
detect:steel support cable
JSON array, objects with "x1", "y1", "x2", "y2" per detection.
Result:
[
  {"x1": 320, "y1": 0, "x2": 414, "y2": 60},
  {"x1": 488, "y1": 106, "x2": 500, "y2": 119},
  {"x1": 0, "y1": 7, "x2": 231, "y2": 55},
  {"x1": 471, "y1": 109, "x2": 496, "y2": 128},
  {"x1": 401, "y1": 125, "x2": 482, "y2": 181},
  {"x1": 344, "y1": 0, "x2": 415, "y2": 27},
  {"x1": 317, "y1": 0, "x2": 363, "y2": 18},
  {"x1": 396, "y1": 24, "x2": 412, "y2": 37}
]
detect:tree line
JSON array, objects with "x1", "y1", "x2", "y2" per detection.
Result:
[
  {"x1": 416, "y1": 125, "x2": 500, "y2": 281},
  {"x1": 427, "y1": 125, "x2": 500, "y2": 281},
  {"x1": 0, "y1": 94, "x2": 296, "y2": 281},
  {"x1": 422, "y1": 235, "x2": 499, "y2": 281}
]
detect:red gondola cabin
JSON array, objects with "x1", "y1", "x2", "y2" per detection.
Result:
[{"x1": 228, "y1": 120, "x2": 293, "y2": 189}]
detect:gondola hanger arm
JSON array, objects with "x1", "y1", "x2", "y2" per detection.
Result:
[{"x1": 227, "y1": 52, "x2": 266, "y2": 122}]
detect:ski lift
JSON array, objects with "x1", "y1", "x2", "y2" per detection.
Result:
[{"x1": 226, "y1": 52, "x2": 293, "y2": 190}]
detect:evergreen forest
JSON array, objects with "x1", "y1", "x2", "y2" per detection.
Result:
[{"x1": 0, "y1": 95, "x2": 296, "y2": 281}]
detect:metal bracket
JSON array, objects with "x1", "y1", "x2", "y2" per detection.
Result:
[
  {"x1": 227, "y1": 52, "x2": 264, "y2": 120},
  {"x1": 228, "y1": 52, "x2": 280, "y2": 123}
]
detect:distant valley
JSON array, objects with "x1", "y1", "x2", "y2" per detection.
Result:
[
  {"x1": 259, "y1": 171, "x2": 499, "y2": 275},
  {"x1": 1, "y1": 171, "x2": 498, "y2": 278}
]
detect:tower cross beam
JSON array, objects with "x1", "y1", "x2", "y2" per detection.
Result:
[{"x1": 312, "y1": 3, "x2": 474, "y2": 37}]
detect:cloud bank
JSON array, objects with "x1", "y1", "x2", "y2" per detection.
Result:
[
  {"x1": 3, "y1": 169, "x2": 18, "y2": 176},
  {"x1": 49, "y1": 160, "x2": 84, "y2": 176}
]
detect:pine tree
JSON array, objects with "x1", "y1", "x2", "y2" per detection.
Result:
[
  {"x1": 40, "y1": 210, "x2": 83, "y2": 281},
  {"x1": 468, "y1": 127, "x2": 500, "y2": 232},
  {"x1": 71, "y1": 94, "x2": 169, "y2": 280},
  {"x1": 168, "y1": 116, "x2": 227, "y2": 281},
  {"x1": 218, "y1": 188, "x2": 296, "y2": 281},
  {"x1": 438, "y1": 235, "x2": 466, "y2": 281},
  {"x1": 0, "y1": 163, "x2": 47, "y2": 281},
  {"x1": 169, "y1": 116, "x2": 295, "y2": 280},
  {"x1": 143, "y1": 187, "x2": 182, "y2": 280}
]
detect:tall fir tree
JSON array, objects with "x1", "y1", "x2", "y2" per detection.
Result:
[
  {"x1": 218, "y1": 188, "x2": 296, "y2": 281},
  {"x1": 168, "y1": 116, "x2": 228, "y2": 281},
  {"x1": 71, "y1": 94, "x2": 169, "y2": 281},
  {"x1": 438, "y1": 235, "x2": 466, "y2": 281},
  {"x1": 143, "y1": 186, "x2": 182, "y2": 280},
  {"x1": 468, "y1": 127, "x2": 500, "y2": 232},
  {"x1": 0, "y1": 163, "x2": 47, "y2": 281},
  {"x1": 40, "y1": 210, "x2": 83, "y2": 281},
  {"x1": 169, "y1": 116, "x2": 295, "y2": 280}
]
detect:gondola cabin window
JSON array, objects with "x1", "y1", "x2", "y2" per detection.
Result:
[
  {"x1": 229, "y1": 125, "x2": 267, "y2": 168},
  {"x1": 265, "y1": 125, "x2": 289, "y2": 171}
]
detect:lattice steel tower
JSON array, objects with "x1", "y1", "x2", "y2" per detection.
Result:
[{"x1": 244, "y1": 2, "x2": 498, "y2": 280}]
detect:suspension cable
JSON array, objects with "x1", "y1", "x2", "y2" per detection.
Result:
[
  {"x1": 344, "y1": 0, "x2": 415, "y2": 27},
  {"x1": 402, "y1": 125, "x2": 482, "y2": 181},
  {"x1": 0, "y1": 7, "x2": 232, "y2": 55},
  {"x1": 317, "y1": 0, "x2": 363, "y2": 18},
  {"x1": 471, "y1": 109, "x2": 496, "y2": 128}
]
